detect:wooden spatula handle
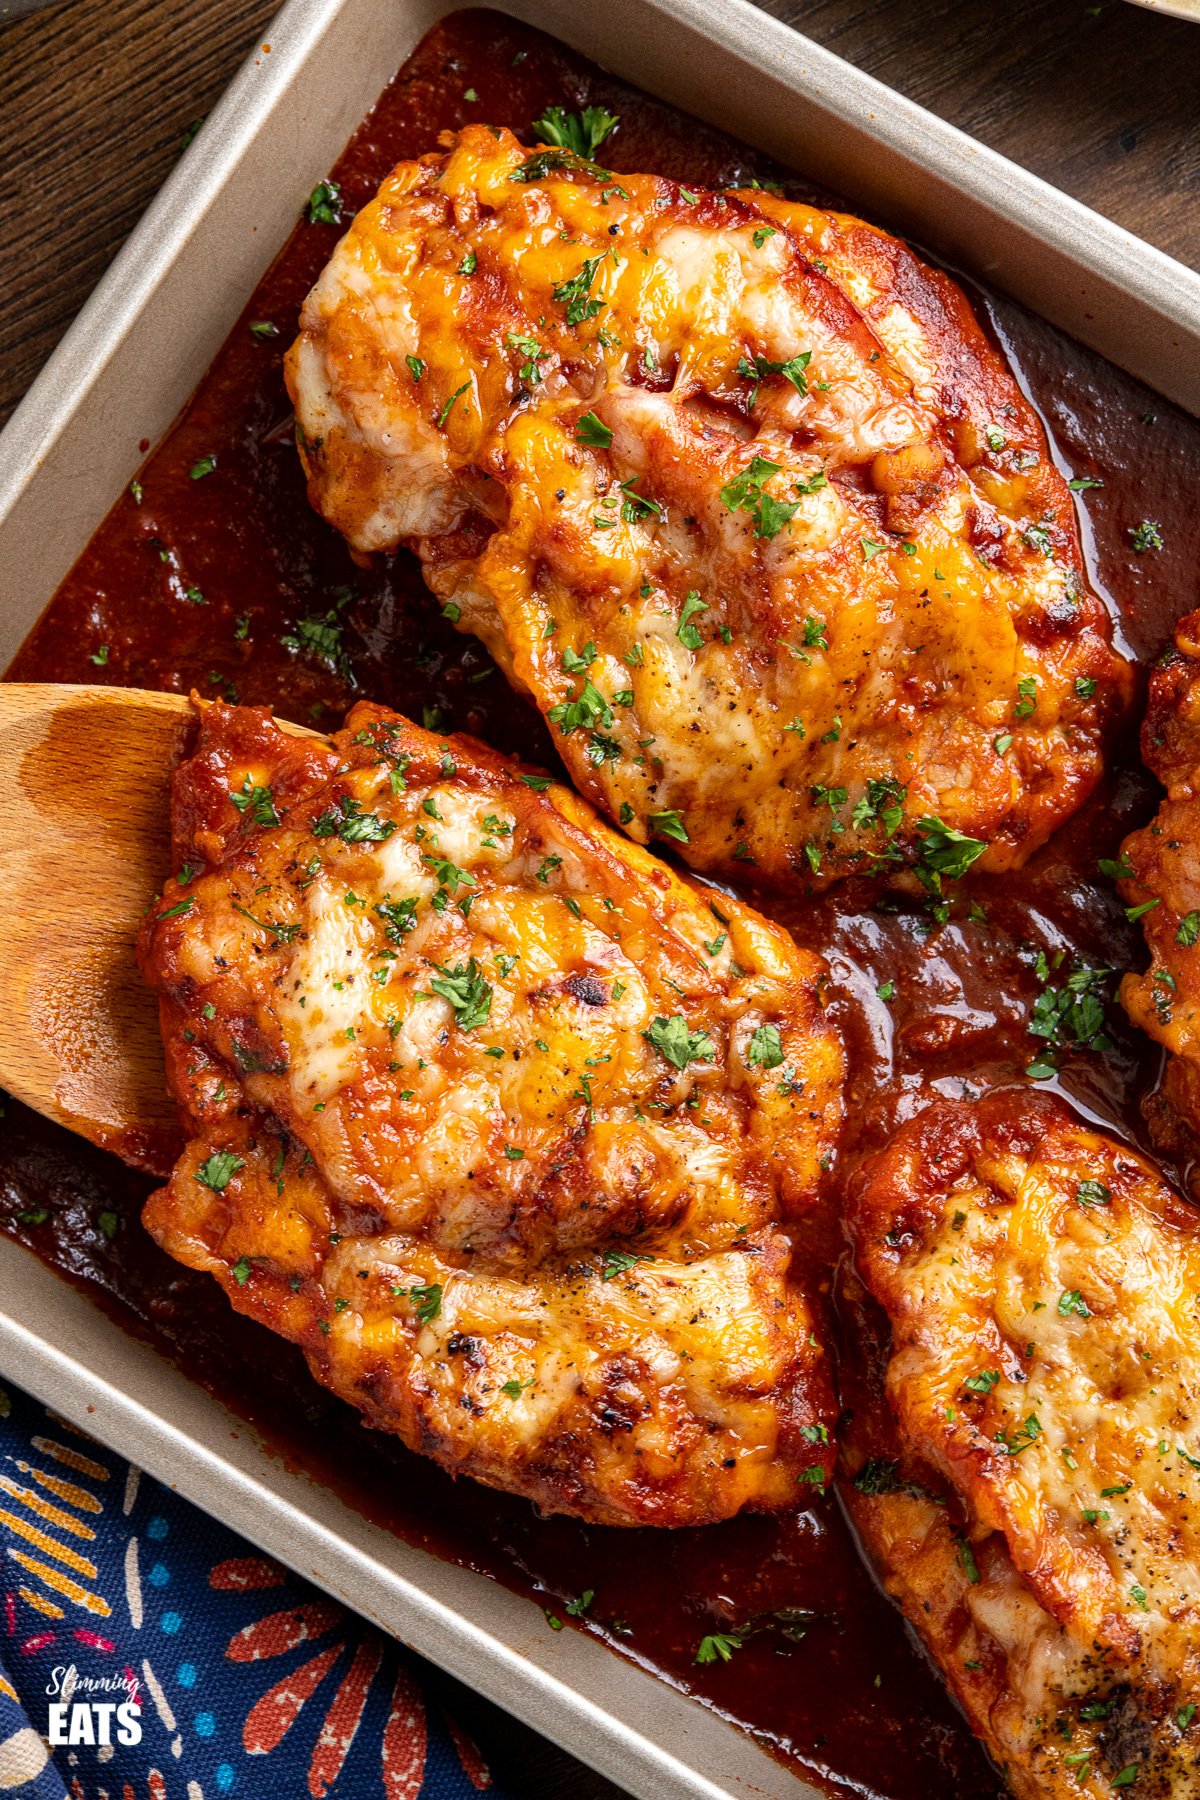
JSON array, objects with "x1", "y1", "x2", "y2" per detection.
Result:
[{"x1": 0, "y1": 685, "x2": 196, "y2": 1174}]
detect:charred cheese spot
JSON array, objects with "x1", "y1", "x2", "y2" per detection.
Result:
[
  {"x1": 138, "y1": 699, "x2": 844, "y2": 1527},
  {"x1": 285, "y1": 125, "x2": 1130, "y2": 894}
]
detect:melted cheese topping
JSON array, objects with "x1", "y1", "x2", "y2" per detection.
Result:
[
  {"x1": 138, "y1": 700, "x2": 844, "y2": 1527},
  {"x1": 285, "y1": 126, "x2": 1130, "y2": 892},
  {"x1": 848, "y1": 1092, "x2": 1200, "y2": 1798}
]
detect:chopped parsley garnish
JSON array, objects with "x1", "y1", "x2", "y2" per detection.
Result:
[
  {"x1": 457, "y1": 250, "x2": 477, "y2": 276},
  {"x1": 676, "y1": 590, "x2": 709, "y2": 650},
  {"x1": 718, "y1": 454, "x2": 797, "y2": 539},
  {"x1": 548, "y1": 678, "x2": 613, "y2": 736},
  {"x1": 736, "y1": 349, "x2": 811, "y2": 405},
  {"x1": 619, "y1": 477, "x2": 662, "y2": 523},
  {"x1": 955, "y1": 1538, "x2": 981, "y2": 1585},
  {"x1": 648, "y1": 809, "x2": 688, "y2": 842},
  {"x1": 1026, "y1": 956, "x2": 1112, "y2": 1078},
  {"x1": 189, "y1": 453, "x2": 217, "y2": 480},
  {"x1": 250, "y1": 319, "x2": 279, "y2": 339},
  {"x1": 195, "y1": 1151, "x2": 245, "y2": 1193},
  {"x1": 575, "y1": 410, "x2": 612, "y2": 448},
  {"x1": 306, "y1": 179, "x2": 342, "y2": 225},
  {"x1": 1129, "y1": 519, "x2": 1163, "y2": 552},
  {"x1": 1178, "y1": 911, "x2": 1200, "y2": 947},
  {"x1": 532, "y1": 103, "x2": 619, "y2": 158},
  {"x1": 511, "y1": 146, "x2": 620, "y2": 186},
  {"x1": 405, "y1": 1282, "x2": 443, "y2": 1323},
  {"x1": 600, "y1": 1247, "x2": 654, "y2": 1282},
  {"x1": 230, "y1": 778, "x2": 280, "y2": 828},
  {"x1": 311, "y1": 794, "x2": 396, "y2": 844},
  {"x1": 231, "y1": 1257, "x2": 252, "y2": 1286},
  {"x1": 853, "y1": 1459, "x2": 902, "y2": 1496},
  {"x1": 994, "y1": 1413, "x2": 1042, "y2": 1455},
  {"x1": 963, "y1": 1369, "x2": 1001, "y2": 1395},
  {"x1": 1076, "y1": 1179, "x2": 1111, "y2": 1208},
  {"x1": 553, "y1": 252, "x2": 608, "y2": 327},
  {"x1": 429, "y1": 958, "x2": 493, "y2": 1031},
  {"x1": 1015, "y1": 676, "x2": 1038, "y2": 718},
  {"x1": 504, "y1": 333, "x2": 545, "y2": 385},
  {"x1": 423, "y1": 855, "x2": 475, "y2": 894},
  {"x1": 232, "y1": 903, "x2": 300, "y2": 945},
  {"x1": 913, "y1": 816, "x2": 988, "y2": 895},
  {"x1": 282, "y1": 607, "x2": 351, "y2": 678},
  {"x1": 852, "y1": 776, "x2": 906, "y2": 837},
  {"x1": 437, "y1": 381, "x2": 472, "y2": 428},
  {"x1": 644, "y1": 1013, "x2": 715, "y2": 1070},
  {"x1": 748, "y1": 1024, "x2": 784, "y2": 1069},
  {"x1": 1058, "y1": 1289, "x2": 1091, "y2": 1318},
  {"x1": 561, "y1": 641, "x2": 596, "y2": 673},
  {"x1": 695, "y1": 1631, "x2": 744, "y2": 1665},
  {"x1": 375, "y1": 896, "x2": 419, "y2": 941}
]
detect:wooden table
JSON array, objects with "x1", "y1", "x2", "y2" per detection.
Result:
[{"x1": 1, "y1": 0, "x2": 1197, "y2": 1793}]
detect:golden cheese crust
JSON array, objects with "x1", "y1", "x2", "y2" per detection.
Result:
[
  {"x1": 285, "y1": 124, "x2": 1130, "y2": 893},
  {"x1": 1119, "y1": 608, "x2": 1200, "y2": 1164},
  {"x1": 137, "y1": 700, "x2": 844, "y2": 1526},
  {"x1": 845, "y1": 1090, "x2": 1200, "y2": 1799}
]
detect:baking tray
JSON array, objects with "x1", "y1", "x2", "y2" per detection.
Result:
[{"x1": 2, "y1": 1, "x2": 1200, "y2": 1795}]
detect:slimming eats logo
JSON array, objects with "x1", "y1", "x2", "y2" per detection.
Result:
[{"x1": 45, "y1": 1664, "x2": 142, "y2": 1747}]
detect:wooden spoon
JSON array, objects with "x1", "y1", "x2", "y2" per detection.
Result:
[{"x1": 0, "y1": 684, "x2": 310, "y2": 1177}]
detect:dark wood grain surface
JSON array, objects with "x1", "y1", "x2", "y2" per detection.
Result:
[{"x1": 1, "y1": 0, "x2": 1196, "y2": 1795}]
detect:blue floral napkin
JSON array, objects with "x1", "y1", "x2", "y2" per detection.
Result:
[{"x1": 0, "y1": 1380, "x2": 510, "y2": 1798}]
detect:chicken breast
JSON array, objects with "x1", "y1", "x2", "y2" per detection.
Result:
[
  {"x1": 1119, "y1": 608, "x2": 1200, "y2": 1165},
  {"x1": 844, "y1": 1090, "x2": 1200, "y2": 1799},
  {"x1": 137, "y1": 699, "x2": 843, "y2": 1526},
  {"x1": 285, "y1": 124, "x2": 1130, "y2": 893}
]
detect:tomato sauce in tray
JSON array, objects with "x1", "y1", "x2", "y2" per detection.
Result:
[{"x1": 7, "y1": 12, "x2": 1200, "y2": 1795}]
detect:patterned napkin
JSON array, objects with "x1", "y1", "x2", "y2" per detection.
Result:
[{"x1": 0, "y1": 1381, "x2": 509, "y2": 1798}]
